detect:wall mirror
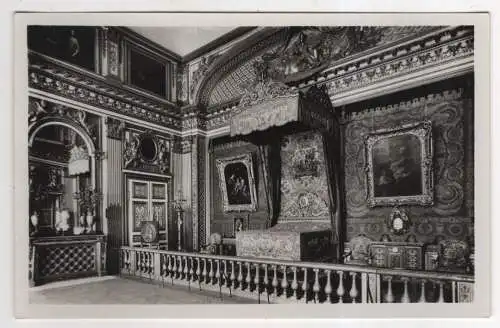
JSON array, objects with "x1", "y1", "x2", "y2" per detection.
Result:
[{"x1": 138, "y1": 135, "x2": 157, "y2": 162}]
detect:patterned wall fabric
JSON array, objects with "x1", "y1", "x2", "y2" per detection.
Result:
[
  {"x1": 344, "y1": 89, "x2": 473, "y2": 243},
  {"x1": 279, "y1": 131, "x2": 331, "y2": 220}
]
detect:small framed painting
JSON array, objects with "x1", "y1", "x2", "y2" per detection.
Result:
[
  {"x1": 365, "y1": 121, "x2": 434, "y2": 207},
  {"x1": 216, "y1": 153, "x2": 257, "y2": 212}
]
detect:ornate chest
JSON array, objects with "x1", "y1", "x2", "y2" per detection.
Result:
[
  {"x1": 369, "y1": 242, "x2": 424, "y2": 270},
  {"x1": 236, "y1": 224, "x2": 333, "y2": 262}
]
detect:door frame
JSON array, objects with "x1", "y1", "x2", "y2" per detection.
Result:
[{"x1": 123, "y1": 172, "x2": 172, "y2": 247}]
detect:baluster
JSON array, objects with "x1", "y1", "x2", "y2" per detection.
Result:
[
  {"x1": 400, "y1": 277, "x2": 410, "y2": 303},
  {"x1": 183, "y1": 256, "x2": 189, "y2": 280},
  {"x1": 245, "y1": 262, "x2": 252, "y2": 290},
  {"x1": 272, "y1": 265, "x2": 278, "y2": 296},
  {"x1": 336, "y1": 271, "x2": 345, "y2": 303},
  {"x1": 171, "y1": 255, "x2": 177, "y2": 280},
  {"x1": 202, "y1": 258, "x2": 207, "y2": 284},
  {"x1": 162, "y1": 254, "x2": 167, "y2": 285},
  {"x1": 223, "y1": 260, "x2": 229, "y2": 287},
  {"x1": 230, "y1": 261, "x2": 236, "y2": 288},
  {"x1": 349, "y1": 272, "x2": 358, "y2": 303},
  {"x1": 177, "y1": 255, "x2": 183, "y2": 279},
  {"x1": 281, "y1": 265, "x2": 288, "y2": 299},
  {"x1": 215, "y1": 260, "x2": 221, "y2": 284},
  {"x1": 167, "y1": 255, "x2": 173, "y2": 283},
  {"x1": 195, "y1": 258, "x2": 201, "y2": 285},
  {"x1": 437, "y1": 281, "x2": 445, "y2": 303},
  {"x1": 385, "y1": 276, "x2": 394, "y2": 303},
  {"x1": 263, "y1": 264, "x2": 269, "y2": 296},
  {"x1": 291, "y1": 267, "x2": 298, "y2": 300},
  {"x1": 237, "y1": 262, "x2": 243, "y2": 289},
  {"x1": 207, "y1": 259, "x2": 214, "y2": 284},
  {"x1": 418, "y1": 280, "x2": 427, "y2": 303},
  {"x1": 149, "y1": 253, "x2": 154, "y2": 278},
  {"x1": 452, "y1": 281, "x2": 457, "y2": 303},
  {"x1": 139, "y1": 252, "x2": 144, "y2": 275},
  {"x1": 302, "y1": 268, "x2": 308, "y2": 303},
  {"x1": 312, "y1": 268, "x2": 320, "y2": 303},
  {"x1": 189, "y1": 257, "x2": 195, "y2": 283},
  {"x1": 324, "y1": 269, "x2": 332, "y2": 303},
  {"x1": 254, "y1": 264, "x2": 260, "y2": 295}
]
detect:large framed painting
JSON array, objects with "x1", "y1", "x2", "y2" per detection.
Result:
[
  {"x1": 28, "y1": 26, "x2": 97, "y2": 72},
  {"x1": 365, "y1": 121, "x2": 433, "y2": 207},
  {"x1": 216, "y1": 154, "x2": 257, "y2": 212},
  {"x1": 127, "y1": 47, "x2": 168, "y2": 98}
]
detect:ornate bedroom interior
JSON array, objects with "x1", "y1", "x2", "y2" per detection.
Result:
[{"x1": 26, "y1": 25, "x2": 475, "y2": 304}]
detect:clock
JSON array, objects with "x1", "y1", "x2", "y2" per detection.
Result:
[{"x1": 141, "y1": 221, "x2": 158, "y2": 243}]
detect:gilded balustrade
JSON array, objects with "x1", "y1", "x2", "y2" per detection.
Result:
[{"x1": 120, "y1": 246, "x2": 474, "y2": 304}]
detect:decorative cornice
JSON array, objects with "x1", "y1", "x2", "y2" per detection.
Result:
[
  {"x1": 29, "y1": 52, "x2": 182, "y2": 130},
  {"x1": 340, "y1": 88, "x2": 464, "y2": 123},
  {"x1": 321, "y1": 27, "x2": 473, "y2": 102}
]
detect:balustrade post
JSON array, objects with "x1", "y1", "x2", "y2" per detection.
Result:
[
  {"x1": 195, "y1": 258, "x2": 201, "y2": 286},
  {"x1": 183, "y1": 256, "x2": 189, "y2": 281},
  {"x1": 230, "y1": 261, "x2": 236, "y2": 289},
  {"x1": 385, "y1": 276, "x2": 394, "y2": 303},
  {"x1": 148, "y1": 253, "x2": 154, "y2": 279},
  {"x1": 189, "y1": 257, "x2": 195, "y2": 284},
  {"x1": 215, "y1": 259, "x2": 221, "y2": 285},
  {"x1": 208, "y1": 259, "x2": 214, "y2": 284},
  {"x1": 350, "y1": 272, "x2": 358, "y2": 303},
  {"x1": 171, "y1": 255, "x2": 177, "y2": 282},
  {"x1": 418, "y1": 280, "x2": 427, "y2": 303},
  {"x1": 162, "y1": 254, "x2": 167, "y2": 286},
  {"x1": 324, "y1": 269, "x2": 332, "y2": 304},
  {"x1": 245, "y1": 262, "x2": 252, "y2": 290},
  {"x1": 272, "y1": 265, "x2": 278, "y2": 297},
  {"x1": 202, "y1": 258, "x2": 207, "y2": 284},
  {"x1": 223, "y1": 260, "x2": 229, "y2": 287},
  {"x1": 437, "y1": 281, "x2": 445, "y2": 303},
  {"x1": 336, "y1": 271, "x2": 345, "y2": 303},
  {"x1": 263, "y1": 264, "x2": 269, "y2": 296},
  {"x1": 452, "y1": 281, "x2": 457, "y2": 303},
  {"x1": 361, "y1": 273, "x2": 368, "y2": 303},
  {"x1": 154, "y1": 252, "x2": 161, "y2": 281},
  {"x1": 130, "y1": 250, "x2": 136, "y2": 276},
  {"x1": 401, "y1": 278, "x2": 410, "y2": 303},
  {"x1": 177, "y1": 255, "x2": 183, "y2": 279},
  {"x1": 313, "y1": 268, "x2": 320, "y2": 303},
  {"x1": 300, "y1": 268, "x2": 308, "y2": 303},
  {"x1": 95, "y1": 241, "x2": 102, "y2": 276},
  {"x1": 254, "y1": 264, "x2": 260, "y2": 297},
  {"x1": 281, "y1": 265, "x2": 288, "y2": 300},
  {"x1": 291, "y1": 267, "x2": 298, "y2": 301},
  {"x1": 237, "y1": 262, "x2": 243, "y2": 290}
]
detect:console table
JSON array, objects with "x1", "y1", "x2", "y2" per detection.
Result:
[{"x1": 29, "y1": 234, "x2": 106, "y2": 286}]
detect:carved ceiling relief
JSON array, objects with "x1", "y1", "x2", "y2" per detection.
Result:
[
  {"x1": 344, "y1": 90, "x2": 468, "y2": 219},
  {"x1": 123, "y1": 129, "x2": 172, "y2": 175},
  {"x1": 189, "y1": 52, "x2": 224, "y2": 103}
]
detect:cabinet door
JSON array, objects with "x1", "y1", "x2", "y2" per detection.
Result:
[{"x1": 128, "y1": 179, "x2": 168, "y2": 247}]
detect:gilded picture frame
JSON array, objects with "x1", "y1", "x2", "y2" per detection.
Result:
[
  {"x1": 365, "y1": 121, "x2": 433, "y2": 207},
  {"x1": 216, "y1": 153, "x2": 257, "y2": 212}
]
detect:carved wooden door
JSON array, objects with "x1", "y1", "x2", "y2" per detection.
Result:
[{"x1": 128, "y1": 179, "x2": 168, "y2": 248}]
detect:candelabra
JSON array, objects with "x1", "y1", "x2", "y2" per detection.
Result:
[{"x1": 171, "y1": 189, "x2": 187, "y2": 251}]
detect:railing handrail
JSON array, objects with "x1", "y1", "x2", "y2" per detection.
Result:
[{"x1": 120, "y1": 246, "x2": 474, "y2": 283}]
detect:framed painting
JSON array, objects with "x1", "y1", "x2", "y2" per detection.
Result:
[
  {"x1": 365, "y1": 121, "x2": 433, "y2": 207},
  {"x1": 28, "y1": 26, "x2": 97, "y2": 72},
  {"x1": 216, "y1": 153, "x2": 257, "y2": 212},
  {"x1": 127, "y1": 46, "x2": 168, "y2": 98}
]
